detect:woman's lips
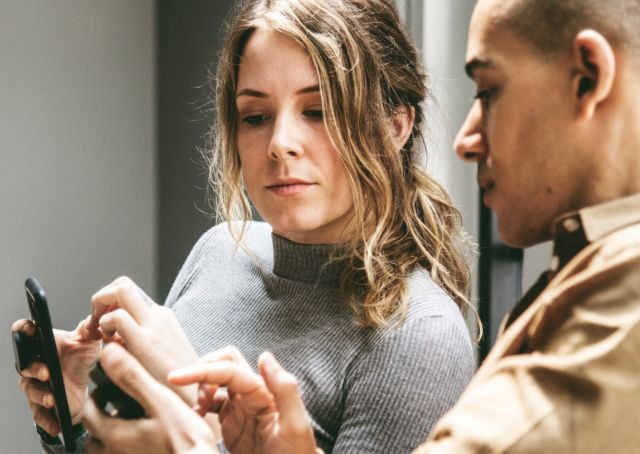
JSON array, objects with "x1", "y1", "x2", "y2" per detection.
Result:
[{"x1": 266, "y1": 182, "x2": 315, "y2": 196}]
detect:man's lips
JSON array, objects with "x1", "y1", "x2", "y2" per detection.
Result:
[
  {"x1": 477, "y1": 177, "x2": 496, "y2": 208},
  {"x1": 477, "y1": 175, "x2": 495, "y2": 191}
]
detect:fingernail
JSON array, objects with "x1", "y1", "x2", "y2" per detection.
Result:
[
  {"x1": 262, "y1": 352, "x2": 278, "y2": 371},
  {"x1": 43, "y1": 394, "x2": 54, "y2": 408},
  {"x1": 38, "y1": 368, "x2": 49, "y2": 381}
]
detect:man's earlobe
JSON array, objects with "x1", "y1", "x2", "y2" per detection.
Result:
[{"x1": 572, "y1": 29, "x2": 615, "y2": 119}]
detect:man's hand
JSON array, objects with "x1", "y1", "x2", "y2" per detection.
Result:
[
  {"x1": 169, "y1": 347, "x2": 318, "y2": 454},
  {"x1": 12, "y1": 316, "x2": 102, "y2": 436},
  {"x1": 89, "y1": 277, "x2": 199, "y2": 403},
  {"x1": 83, "y1": 343, "x2": 217, "y2": 454}
]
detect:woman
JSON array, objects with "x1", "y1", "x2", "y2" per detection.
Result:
[{"x1": 17, "y1": 0, "x2": 477, "y2": 452}]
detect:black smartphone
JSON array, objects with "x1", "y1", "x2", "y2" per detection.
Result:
[
  {"x1": 89, "y1": 361, "x2": 145, "y2": 420},
  {"x1": 12, "y1": 277, "x2": 76, "y2": 452}
]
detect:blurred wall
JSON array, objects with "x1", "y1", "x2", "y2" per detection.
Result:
[
  {"x1": 157, "y1": 0, "x2": 234, "y2": 301},
  {"x1": 0, "y1": 2, "x2": 155, "y2": 451}
]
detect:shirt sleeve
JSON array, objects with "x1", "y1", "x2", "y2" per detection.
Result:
[
  {"x1": 332, "y1": 315, "x2": 475, "y2": 453},
  {"x1": 414, "y1": 246, "x2": 640, "y2": 454}
]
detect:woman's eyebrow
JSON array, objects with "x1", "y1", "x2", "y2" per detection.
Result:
[
  {"x1": 236, "y1": 84, "x2": 319, "y2": 98},
  {"x1": 236, "y1": 88, "x2": 267, "y2": 98},
  {"x1": 295, "y1": 84, "x2": 319, "y2": 94}
]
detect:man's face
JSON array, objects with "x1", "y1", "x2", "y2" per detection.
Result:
[{"x1": 455, "y1": 0, "x2": 592, "y2": 248}]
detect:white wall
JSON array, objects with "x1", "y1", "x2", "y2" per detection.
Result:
[{"x1": 0, "y1": 2, "x2": 155, "y2": 451}]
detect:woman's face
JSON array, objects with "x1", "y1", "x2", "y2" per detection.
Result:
[{"x1": 235, "y1": 27, "x2": 354, "y2": 244}]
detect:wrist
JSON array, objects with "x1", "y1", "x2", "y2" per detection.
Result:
[
  {"x1": 36, "y1": 424, "x2": 62, "y2": 446},
  {"x1": 36, "y1": 422, "x2": 85, "y2": 445}
]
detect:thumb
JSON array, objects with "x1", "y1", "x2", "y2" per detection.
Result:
[
  {"x1": 258, "y1": 352, "x2": 311, "y2": 431},
  {"x1": 98, "y1": 343, "x2": 168, "y2": 417}
]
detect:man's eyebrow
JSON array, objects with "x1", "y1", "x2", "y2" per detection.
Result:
[
  {"x1": 236, "y1": 84, "x2": 320, "y2": 98},
  {"x1": 465, "y1": 58, "x2": 493, "y2": 78}
]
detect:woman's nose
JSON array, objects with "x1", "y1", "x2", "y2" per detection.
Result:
[{"x1": 268, "y1": 113, "x2": 304, "y2": 160}]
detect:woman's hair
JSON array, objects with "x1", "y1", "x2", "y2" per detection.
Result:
[{"x1": 208, "y1": 0, "x2": 478, "y2": 330}]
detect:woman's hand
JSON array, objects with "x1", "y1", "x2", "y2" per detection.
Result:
[
  {"x1": 169, "y1": 347, "x2": 318, "y2": 454},
  {"x1": 83, "y1": 343, "x2": 217, "y2": 454},
  {"x1": 89, "y1": 276, "x2": 199, "y2": 403},
  {"x1": 12, "y1": 316, "x2": 102, "y2": 435}
]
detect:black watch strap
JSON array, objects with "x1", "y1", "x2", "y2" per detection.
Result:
[
  {"x1": 36, "y1": 425, "x2": 62, "y2": 445},
  {"x1": 36, "y1": 423, "x2": 86, "y2": 446}
]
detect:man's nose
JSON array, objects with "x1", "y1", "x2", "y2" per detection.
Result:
[
  {"x1": 268, "y1": 113, "x2": 303, "y2": 160},
  {"x1": 454, "y1": 101, "x2": 485, "y2": 162}
]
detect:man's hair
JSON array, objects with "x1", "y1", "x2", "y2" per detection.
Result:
[{"x1": 499, "y1": 0, "x2": 640, "y2": 57}]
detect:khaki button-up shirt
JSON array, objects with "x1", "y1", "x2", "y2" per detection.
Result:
[{"x1": 415, "y1": 193, "x2": 640, "y2": 453}]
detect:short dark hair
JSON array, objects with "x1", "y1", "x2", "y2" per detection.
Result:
[{"x1": 499, "y1": 0, "x2": 640, "y2": 57}]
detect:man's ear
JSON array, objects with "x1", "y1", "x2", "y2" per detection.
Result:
[
  {"x1": 572, "y1": 29, "x2": 616, "y2": 120},
  {"x1": 391, "y1": 105, "x2": 415, "y2": 150}
]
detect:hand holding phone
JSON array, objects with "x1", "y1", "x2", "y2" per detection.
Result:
[
  {"x1": 12, "y1": 277, "x2": 76, "y2": 452},
  {"x1": 89, "y1": 360, "x2": 145, "y2": 419}
]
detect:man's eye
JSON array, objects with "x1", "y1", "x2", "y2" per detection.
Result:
[
  {"x1": 473, "y1": 88, "x2": 496, "y2": 109},
  {"x1": 474, "y1": 90, "x2": 490, "y2": 101},
  {"x1": 303, "y1": 109, "x2": 323, "y2": 120},
  {"x1": 243, "y1": 114, "x2": 269, "y2": 126}
]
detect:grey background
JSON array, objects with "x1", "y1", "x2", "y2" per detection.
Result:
[
  {"x1": 1, "y1": 2, "x2": 155, "y2": 451},
  {"x1": 1, "y1": 1, "x2": 229, "y2": 450},
  {"x1": 1, "y1": 1, "x2": 548, "y2": 451},
  {"x1": 156, "y1": 0, "x2": 233, "y2": 300}
]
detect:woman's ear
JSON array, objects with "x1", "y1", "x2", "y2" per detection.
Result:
[
  {"x1": 391, "y1": 105, "x2": 415, "y2": 150},
  {"x1": 572, "y1": 29, "x2": 616, "y2": 120}
]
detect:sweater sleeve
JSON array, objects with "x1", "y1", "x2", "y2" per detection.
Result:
[
  {"x1": 164, "y1": 225, "x2": 222, "y2": 309},
  {"x1": 332, "y1": 315, "x2": 475, "y2": 454}
]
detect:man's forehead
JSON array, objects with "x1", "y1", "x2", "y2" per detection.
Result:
[
  {"x1": 465, "y1": 0, "x2": 528, "y2": 76},
  {"x1": 465, "y1": 16, "x2": 496, "y2": 76},
  {"x1": 473, "y1": 0, "x2": 517, "y2": 23}
]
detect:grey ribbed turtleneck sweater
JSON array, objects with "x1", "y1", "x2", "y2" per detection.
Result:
[
  {"x1": 43, "y1": 221, "x2": 475, "y2": 454},
  {"x1": 166, "y1": 222, "x2": 475, "y2": 453}
]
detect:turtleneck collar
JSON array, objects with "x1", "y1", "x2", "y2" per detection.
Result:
[{"x1": 271, "y1": 233, "x2": 346, "y2": 285}]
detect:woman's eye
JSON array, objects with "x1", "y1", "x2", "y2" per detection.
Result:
[
  {"x1": 303, "y1": 109, "x2": 323, "y2": 120},
  {"x1": 243, "y1": 114, "x2": 269, "y2": 126}
]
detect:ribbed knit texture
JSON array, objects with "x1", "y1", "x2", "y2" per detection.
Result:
[
  {"x1": 42, "y1": 221, "x2": 475, "y2": 454},
  {"x1": 167, "y1": 222, "x2": 475, "y2": 453}
]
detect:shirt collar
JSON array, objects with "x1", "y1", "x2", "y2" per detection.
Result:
[{"x1": 550, "y1": 192, "x2": 640, "y2": 274}]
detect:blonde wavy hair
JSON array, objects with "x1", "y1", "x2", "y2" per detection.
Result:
[{"x1": 208, "y1": 0, "x2": 479, "y2": 331}]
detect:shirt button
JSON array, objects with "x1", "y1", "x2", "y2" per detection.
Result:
[{"x1": 562, "y1": 217, "x2": 581, "y2": 233}]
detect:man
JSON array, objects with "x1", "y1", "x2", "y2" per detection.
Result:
[
  {"x1": 415, "y1": 0, "x2": 640, "y2": 451},
  {"x1": 79, "y1": 0, "x2": 640, "y2": 452}
]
